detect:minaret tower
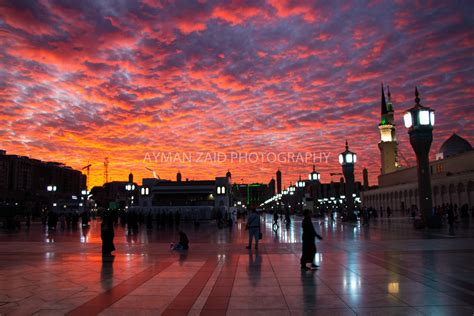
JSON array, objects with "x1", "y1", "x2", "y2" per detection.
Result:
[{"x1": 378, "y1": 84, "x2": 399, "y2": 174}]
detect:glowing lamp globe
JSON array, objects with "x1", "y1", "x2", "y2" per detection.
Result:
[
  {"x1": 339, "y1": 141, "x2": 357, "y2": 166},
  {"x1": 404, "y1": 87, "x2": 435, "y2": 129},
  {"x1": 296, "y1": 178, "x2": 305, "y2": 188},
  {"x1": 308, "y1": 165, "x2": 320, "y2": 181}
]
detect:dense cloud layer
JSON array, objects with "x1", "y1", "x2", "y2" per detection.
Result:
[{"x1": 1, "y1": 0, "x2": 473, "y2": 188}]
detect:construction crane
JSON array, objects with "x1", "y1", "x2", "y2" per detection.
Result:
[
  {"x1": 81, "y1": 163, "x2": 92, "y2": 190},
  {"x1": 145, "y1": 167, "x2": 160, "y2": 180},
  {"x1": 103, "y1": 157, "x2": 109, "y2": 184}
]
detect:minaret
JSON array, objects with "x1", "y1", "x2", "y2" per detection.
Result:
[
  {"x1": 378, "y1": 84, "x2": 399, "y2": 174},
  {"x1": 128, "y1": 171, "x2": 133, "y2": 183},
  {"x1": 276, "y1": 169, "x2": 282, "y2": 194},
  {"x1": 269, "y1": 177, "x2": 276, "y2": 196},
  {"x1": 363, "y1": 168, "x2": 369, "y2": 190},
  {"x1": 177, "y1": 170, "x2": 182, "y2": 182}
]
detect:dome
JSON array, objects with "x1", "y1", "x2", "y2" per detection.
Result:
[{"x1": 439, "y1": 133, "x2": 472, "y2": 158}]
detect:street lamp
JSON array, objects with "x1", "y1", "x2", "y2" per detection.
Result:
[
  {"x1": 296, "y1": 175, "x2": 305, "y2": 188},
  {"x1": 338, "y1": 143, "x2": 357, "y2": 165},
  {"x1": 289, "y1": 183, "x2": 296, "y2": 193},
  {"x1": 403, "y1": 87, "x2": 436, "y2": 227},
  {"x1": 308, "y1": 165, "x2": 321, "y2": 214},
  {"x1": 308, "y1": 165, "x2": 320, "y2": 181},
  {"x1": 339, "y1": 140, "x2": 357, "y2": 221}
]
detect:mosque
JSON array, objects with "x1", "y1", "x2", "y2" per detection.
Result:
[{"x1": 361, "y1": 85, "x2": 474, "y2": 212}]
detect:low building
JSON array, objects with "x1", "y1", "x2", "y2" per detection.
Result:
[{"x1": 136, "y1": 176, "x2": 231, "y2": 220}]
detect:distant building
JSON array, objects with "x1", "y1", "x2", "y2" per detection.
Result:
[
  {"x1": 362, "y1": 88, "x2": 474, "y2": 212},
  {"x1": 261, "y1": 172, "x2": 362, "y2": 214},
  {"x1": 0, "y1": 150, "x2": 85, "y2": 211},
  {"x1": 90, "y1": 181, "x2": 137, "y2": 210},
  {"x1": 303, "y1": 180, "x2": 362, "y2": 212},
  {"x1": 137, "y1": 176, "x2": 231, "y2": 219},
  {"x1": 233, "y1": 183, "x2": 273, "y2": 209}
]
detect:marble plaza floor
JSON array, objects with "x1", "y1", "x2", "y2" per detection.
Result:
[{"x1": 1, "y1": 214, "x2": 474, "y2": 316}]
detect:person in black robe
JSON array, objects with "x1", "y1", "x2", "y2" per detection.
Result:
[
  {"x1": 101, "y1": 215, "x2": 115, "y2": 256},
  {"x1": 300, "y1": 209, "x2": 322, "y2": 270}
]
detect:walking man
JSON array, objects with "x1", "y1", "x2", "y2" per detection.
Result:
[{"x1": 246, "y1": 208, "x2": 260, "y2": 250}]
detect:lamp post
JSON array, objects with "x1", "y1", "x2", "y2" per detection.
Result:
[
  {"x1": 296, "y1": 176, "x2": 305, "y2": 213},
  {"x1": 296, "y1": 175, "x2": 305, "y2": 189},
  {"x1": 308, "y1": 165, "x2": 320, "y2": 182},
  {"x1": 403, "y1": 87, "x2": 435, "y2": 226},
  {"x1": 339, "y1": 141, "x2": 357, "y2": 221},
  {"x1": 289, "y1": 184, "x2": 295, "y2": 195},
  {"x1": 308, "y1": 165, "x2": 320, "y2": 214}
]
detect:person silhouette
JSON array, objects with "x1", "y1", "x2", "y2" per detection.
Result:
[
  {"x1": 300, "y1": 209, "x2": 323, "y2": 270},
  {"x1": 246, "y1": 208, "x2": 261, "y2": 250},
  {"x1": 101, "y1": 214, "x2": 115, "y2": 256}
]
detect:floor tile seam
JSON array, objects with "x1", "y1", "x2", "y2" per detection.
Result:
[
  {"x1": 393, "y1": 292, "x2": 471, "y2": 308},
  {"x1": 367, "y1": 252, "x2": 473, "y2": 290},
  {"x1": 311, "y1": 263, "x2": 360, "y2": 314},
  {"x1": 411, "y1": 304, "x2": 474, "y2": 315},
  {"x1": 266, "y1": 252, "x2": 293, "y2": 313},
  {"x1": 65, "y1": 259, "x2": 175, "y2": 316},
  {"x1": 365, "y1": 252, "x2": 474, "y2": 306},
  {"x1": 392, "y1": 257, "x2": 474, "y2": 293}
]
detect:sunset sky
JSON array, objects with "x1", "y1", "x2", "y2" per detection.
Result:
[{"x1": 1, "y1": 0, "x2": 473, "y2": 189}]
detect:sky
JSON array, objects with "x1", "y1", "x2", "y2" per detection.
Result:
[{"x1": 0, "y1": 0, "x2": 473, "y2": 190}]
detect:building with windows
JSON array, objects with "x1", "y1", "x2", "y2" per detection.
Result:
[
  {"x1": 232, "y1": 183, "x2": 274, "y2": 209},
  {"x1": 0, "y1": 150, "x2": 85, "y2": 210},
  {"x1": 136, "y1": 175, "x2": 231, "y2": 219}
]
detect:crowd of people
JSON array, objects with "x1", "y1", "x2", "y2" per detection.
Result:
[
  {"x1": 42, "y1": 211, "x2": 91, "y2": 231},
  {"x1": 117, "y1": 210, "x2": 183, "y2": 235}
]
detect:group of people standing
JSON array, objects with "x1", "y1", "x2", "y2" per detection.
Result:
[{"x1": 43, "y1": 211, "x2": 90, "y2": 231}]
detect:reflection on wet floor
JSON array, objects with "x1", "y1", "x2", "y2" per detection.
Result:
[{"x1": 0, "y1": 214, "x2": 473, "y2": 315}]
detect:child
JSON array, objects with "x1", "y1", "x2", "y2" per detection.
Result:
[{"x1": 171, "y1": 231, "x2": 189, "y2": 250}]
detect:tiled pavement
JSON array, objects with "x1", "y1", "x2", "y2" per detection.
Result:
[{"x1": 1, "y1": 215, "x2": 474, "y2": 315}]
